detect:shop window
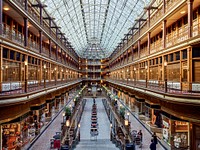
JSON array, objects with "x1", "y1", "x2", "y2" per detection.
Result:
[
  {"x1": 32, "y1": 57, "x2": 34, "y2": 64},
  {"x1": 10, "y1": 50, "x2": 15, "y2": 60},
  {"x1": 16, "y1": 52, "x2": 20, "y2": 61},
  {"x1": 198, "y1": 6, "x2": 200, "y2": 15},
  {"x1": 160, "y1": 57, "x2": 162, "y2": 64},
  {"x1": 7, "y1": 16, "x2": 11, "y2": 25},
  {"x1": 164, "y1": 55, "x2": 168, "y2": 62},
  {"x1": 182, "y1": 50, "x2": 187, "y2": 59},
  {"x1": 35, "y1": 58, "x2": 37, "y2": 65},
  {"x1": 172, "y1": 23, "x2": 176, "y2": 31},
  {"x1": 22, "y1": 54, "x2": 25, "y2": 62},
  {"x1": 183, "y1": 16, "x2": 188, "y2": 25},
  {"x1": 182, "y1": 69, "x2": 187, "y2": 82},
  {"x1": 18, "y1": 25, "x2": 22, "y2": 33},
  {"x1": 175, "y1": 52, "x2": 180, "y2": 61},
  {"x1": 193, "y1": 10, "x2": 197, "y2": 20},
  {"x1": 156, "y1": 58, "x2": 158, "y2": 64},
  {"x1": 177, "y1": 19, "x2": 182, "y2": 28},
  {"x1": 3, "y1": 48, "x2": 8, "y2": 58},
  {"x1": 28, "y1": 56, "x2": 31, "y2": 63},
  {"x1": 159, "y1": 32, "x2": 163, "y2": 38},
  {"x1": 192, "y1": 47, "x2": 200, "y2": 58},
  {"x1": 3, "y1": 13, "x2": 5, "y2": 23},
  {"x1": 167, "y1": 27, "x2": 171, "y2": 34}
]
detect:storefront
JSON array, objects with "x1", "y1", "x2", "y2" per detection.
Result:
[
  {"x1": 54, "y1": 95, "x2": 61, "y2": 113},
  {"x1": 162, "y1": 112, "x2": 189, "y2": 149},
  {"x1": 134, "y1": 96, "x2": 145, "y2": 118},
  {"x1": 45, "y1": 98, "x2": 54, "y2": 122},
  {"x1": 145, "y1": 102, "x2": 162, "y2": 125},
  {"x1": 1, "y1": 112, "x2": 31, "y2": 150},
  {"x1": 30, "y1": 103, "x2": 46, "y2": 136},
  {"x1": 128, "y1": 93, "x2": 135, "y2": 111},
  {"x1": 144, "y1": 102, "x2": 162, "y2": 133}
]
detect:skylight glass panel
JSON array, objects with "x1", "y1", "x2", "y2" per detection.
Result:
[{"x1": 41, "y1": 0, "x2": 151, "y2": 59}]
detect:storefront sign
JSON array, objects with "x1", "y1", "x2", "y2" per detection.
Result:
[
  {"x1": 163, "y1": 120, "x2": 169, "y2": 128},
  {"x1": 163, "y1": 128, "x2": 168, "y2": 140}
]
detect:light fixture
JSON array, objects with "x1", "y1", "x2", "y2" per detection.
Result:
[
  {"x1": 24, "y1": 61, "x2": 28, "y2": 66},
  {"x1": 164, "y1": 61, "x2": 167, "y2": 66},
  {"x1": 44, "y1": 64, "x2": 46, "y2": 69},
  {"x1": 110, "y1": 123, "x2": 112, "y2": 128},
  {"x1": 62, "y1": 112, "x2": 65, "y2": 117},
  {"x1": 3, "y1": 7, "x2": 10, "y2": 11},
  {"x1": 54, "y1": 67, "x2": 57, "y2": 71},
  {"x1": 66, "y1": 120, "x2": 70, "y2": 127},
  {"x1": 180, "y1": 10, "x2": 186, "y2": 14},
  {"x1": 78, "y1": 123, "x2": 80, "y2": 128},
  {"x1": 125, "y1": 120, "x2": 129, "y2": 126}
]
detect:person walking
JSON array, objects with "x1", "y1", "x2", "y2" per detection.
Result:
[
  {"x1": 152, "y1": 132, "x2": 158, "y2": 145},
  {"x1": 138, "y1": 130, "x2": 143, "y2": 142},
  {"x1": 150, "y1": 139, "x2": 156, "y2": 150}
]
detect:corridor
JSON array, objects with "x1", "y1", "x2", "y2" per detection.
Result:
[{"x1": 75, "y1": 98, "x2": 118, "y2": 150}]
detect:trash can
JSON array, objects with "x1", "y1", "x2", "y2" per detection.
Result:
[
  {"x1": 61, "y1": 145, "x2": 69, "y2": 150},
  {"x1": 126, "y1": 143, "x2": 135, "y2": 150}
]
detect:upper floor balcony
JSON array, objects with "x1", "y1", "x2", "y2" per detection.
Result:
[{"x1": 106, "y1": 78, "x2": 200, "y2": 98}]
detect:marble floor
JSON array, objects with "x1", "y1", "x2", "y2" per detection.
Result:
[
  {"x1": 29, "y1": 97, "x2": 166, "y2": 150},
  {"x1": 75, "y1": 98, "x2": 118, "y2": 150}
]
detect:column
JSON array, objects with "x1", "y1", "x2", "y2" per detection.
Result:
[
  {"x1": 0, "y1": 126, "x2": 3, "y2": 150},
  {"x1": 39, "y1": 62, "x2": 42, "y2": 85},
  {"x1": 0, "y1": 0, "x2": 3, "y2": 35},
  {"x1": 24, "y1": 18, "x2": 28, "y2": 47},
  {"x1": 162, "y1": 20, "x2": 167, "y2": 49},
  {"x1": 49, "y1": 39, "x2": 51, "y2": 58},
  {"x1": 126, "y1": 50, "x2": 128, "y2": 63},
  {"x1": 147, "y1": 32, "x2": 151, "y2": 55},
  {"x1": 138, "y1": 40, "x2": 141, "y2": 58},
  {"x1": 56, "y1": 45, "x2": 58, "y2": 60},
  {"x1": 163, "y1": 0, "x2": 166, "y2": 14},
  {"x1": 147, "y1": 9, "x2": 150, "y2": 28},
  {"x1": 187, "y1": 0, "x2": 193, "y2": 38},
  {"x1": 187, "y1": 47, "x2": 192, "y2": 91},
  {"x1": 39, "y1": 31, "x2": 42, "y2": 53},
  {"x1": 40, "y1": 6, "x2": 43, "y2": 25},
  {"x1": 24, "y1": 56, "x2": 28, "y2": 93},
  {"x1": 0, "y1": 46, "x2": 2, "y2": 92},
  {"x1": 24, "y1": 0, "x2": 28, "y2": 11},
  {"x1": 131, "y1": 45, "x2": 134, "y2": 61}
]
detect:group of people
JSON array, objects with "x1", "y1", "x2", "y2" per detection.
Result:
[{"x1": 150, "y1": 132, "x2": 158, "y2": 150}]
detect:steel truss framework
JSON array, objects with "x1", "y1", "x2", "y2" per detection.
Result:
[{"x1": 40, "y1": 0, "x2": 151, "y2": 59}]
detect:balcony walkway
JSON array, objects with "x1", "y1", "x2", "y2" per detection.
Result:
[{"x1": 74, "y1": 98, "x2": 118, "y2": 150}]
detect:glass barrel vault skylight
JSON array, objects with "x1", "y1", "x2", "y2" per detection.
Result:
[{"x1": 40, "y1": 0, "x2": 151, "y2": 59}]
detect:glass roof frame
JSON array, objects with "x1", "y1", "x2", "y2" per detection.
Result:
[{"x1": 40, "y1": 0, "x2": 152, "y2": 59}]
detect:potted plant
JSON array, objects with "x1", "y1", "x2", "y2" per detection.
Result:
[
  {"x1": 119, "y1": 107, "x2": 125, "y2": 119},
  {"x1": 65, "y1": 107, "x2": 71, "y2": 120}
]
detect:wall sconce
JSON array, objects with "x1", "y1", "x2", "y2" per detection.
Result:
[
  {"x1": 66, "y1": 120, "x2": 70, "y2": 127},
  {"x1": 125, "y1": 119, "x2": 129, "y2": 126},
  {"x1": 24, "y1": 61, "x2": 28, "y2": 66}
]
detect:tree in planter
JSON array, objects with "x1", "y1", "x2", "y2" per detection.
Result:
[
  {"x1": 65, "y1": 107, "x2": 71, "y2": 120},
  {"x1": 119, "y1": 107, "x2": 126, "y2": 120}
]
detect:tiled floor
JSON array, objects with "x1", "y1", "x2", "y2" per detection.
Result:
[{"x1": 75, "y1": 98, "x2": 118, "y2": 150}]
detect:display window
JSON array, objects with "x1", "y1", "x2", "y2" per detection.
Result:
[
  {"x1": 2, "y1": 116, "x2": 33, "y2": 150},
  {"x1": 162, "y1": 115, "x2": 189, "y2": 149}
]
